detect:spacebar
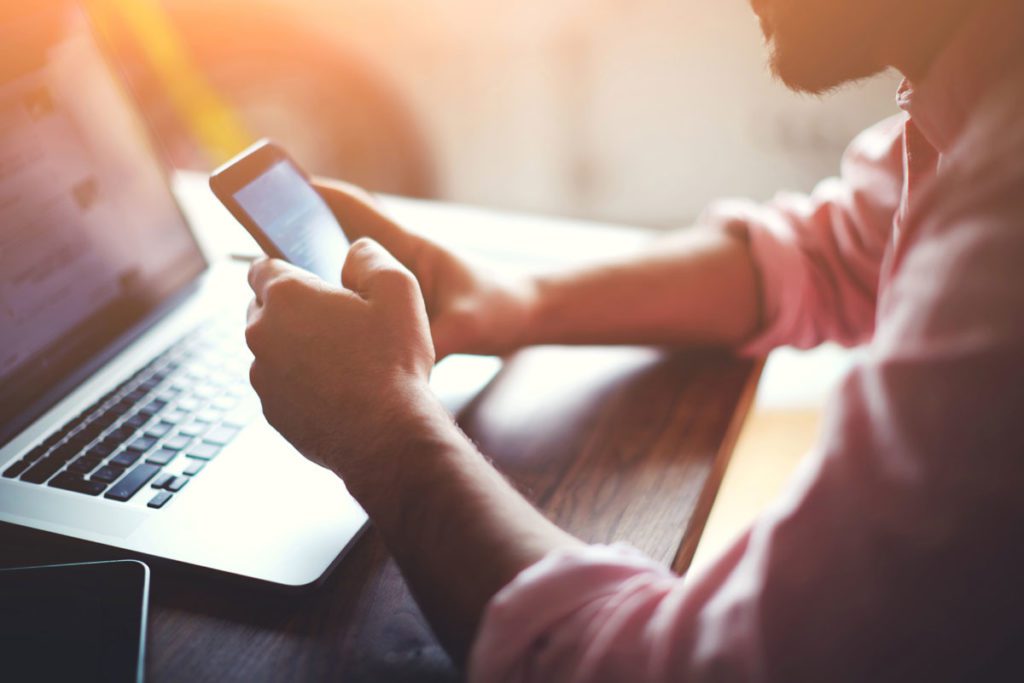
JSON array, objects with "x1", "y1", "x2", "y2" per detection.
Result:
[{"x1": 104, "y1": 463, "x2": 162, "y2": 502}]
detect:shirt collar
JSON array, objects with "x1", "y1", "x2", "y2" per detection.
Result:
[{"x1": 896, "y1": 0, "x2": 1024, "y2": 153}]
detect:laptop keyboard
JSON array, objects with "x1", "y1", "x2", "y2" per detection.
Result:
[{"x1": 2, "y1": 317, "x2": 256, "y2": 509}]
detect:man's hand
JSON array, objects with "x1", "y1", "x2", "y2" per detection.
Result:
[
  {"x1": 245, "y1": 238, "x2": 439, "y2": 483},
  {"x1": 314, "y1": 179, "x2": 538, "y2": 359},
  {"x1": 245, "y1": 237, "x2": 580, "y2": 661}
]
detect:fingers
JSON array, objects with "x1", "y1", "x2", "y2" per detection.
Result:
[
  {"x1": 246, "y1": 296, "x2": 260, "y2": 324},
  {"x1": 313, "y1": 178, "x2": 424, "y2": 269},
  {"x1": 341, "y1": 238, "x2": 421, "y2": 304},
  {"x1": 247, "y1": 257, "x2": 321, "y2": 303},
  {"x1": 248, "y1": 257, "x2": 291, "y2": 303},
  {"x1": 246, "y1": 258, "x2": 327, "y2": 357}
]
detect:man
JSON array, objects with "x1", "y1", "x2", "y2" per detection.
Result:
[{"x1": 243, "y1": 0, "x2": 1024, "y2": 679}]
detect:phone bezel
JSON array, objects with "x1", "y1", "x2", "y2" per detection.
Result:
[{"x1": 209, "y1": 139, "x2": 316, "y2": 262}]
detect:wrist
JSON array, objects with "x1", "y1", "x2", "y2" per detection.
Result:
[{"x1": 334, "y1": 380, "x2": 459, "y2": 502}]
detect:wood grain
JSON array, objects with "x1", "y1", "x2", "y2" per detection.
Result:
[{"x1": 0, "y1": 346, "x2": 758, "y2": 682}]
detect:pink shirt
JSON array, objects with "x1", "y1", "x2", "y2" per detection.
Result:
[{"x1": 468, "y1": 2, "x2": 1024, "y2": 680}]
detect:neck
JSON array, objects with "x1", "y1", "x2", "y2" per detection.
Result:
[{"x1": 886, "y1": 0, "x2": 982, "y2": 81}]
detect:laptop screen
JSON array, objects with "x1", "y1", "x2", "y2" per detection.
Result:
[{"x1": 0, "y1": 4, "x2": 206, "y2": 445}]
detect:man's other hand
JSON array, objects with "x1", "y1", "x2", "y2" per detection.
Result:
[
  {"x1": 313, "y1": 179, "x2": 538, "y2": 360},
  {"x1": 245, "y1": 239, "x2": 438, "y2": 480}
]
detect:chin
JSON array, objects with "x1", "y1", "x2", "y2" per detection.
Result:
[
  {"x1": 765, "y1": 22, "x2": 886, "y2": 94},
  {"x1": 752, "y1": 0, "x2": 890, "y2": 93}
]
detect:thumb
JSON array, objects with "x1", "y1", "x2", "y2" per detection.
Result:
[
  {"x1": 341, "y1": 238, "x2": 421, "y2": 304},
  {"x1": 314, "y1": 178, "x2": 423, "y2": 270}
]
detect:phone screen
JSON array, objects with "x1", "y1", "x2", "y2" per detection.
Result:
[{"x1": 232, "y1": 159, "x2": 349, "y2": 281}]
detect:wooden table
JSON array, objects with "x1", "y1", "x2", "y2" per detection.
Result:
[{"x1": 0, "y1": 180, "x2": 761, "y2": 681}]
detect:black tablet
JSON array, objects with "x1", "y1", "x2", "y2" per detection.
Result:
[{"x1": 0, "y1": 560, "x2": 149, "y2": 683}]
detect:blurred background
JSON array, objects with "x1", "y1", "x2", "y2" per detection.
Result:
[{"x1": 90, "y1": 0, "x2": 901, "y2": 229}]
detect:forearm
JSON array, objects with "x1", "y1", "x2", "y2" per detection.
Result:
[
  {"x1": 524, "y1": 225, "x2": 761, "y2": 349},
  {"x1": 342, "y1": 391, "x2": 581, "y2": 663}
]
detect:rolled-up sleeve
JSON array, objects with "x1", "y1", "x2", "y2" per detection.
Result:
[
  {"x1": 468, "y1": 123, "x2": 1024, "y2": 682},
  {"x1": 702, "y1": 115, "x2": 906, "y2": 355}
]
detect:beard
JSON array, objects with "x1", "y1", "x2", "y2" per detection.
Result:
[{"x1": 754, "y1": 0, "x2": 890, "y2": 94}]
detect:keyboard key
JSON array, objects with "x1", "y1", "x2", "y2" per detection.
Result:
[
  {"x1": 87, "y1": 441, "x2": 118, "y2": 459},
  {"x1": 91, "y1": 465, "x2": 126, "y2": 484},
  {"x1": 140, "y1": 377, "x2": 161, "y2": 392},
  {"x1": 156, "y1": 388, "x2": 181, "y2": 403},
  {"x1": 78, "y1": 423, "x2": 105, "y2": 442},
  {"x1": 94, "y1": 412, "x2": 119, "y2": 429},
  {"x1": 211, "y1": 396, "x2": 239, "y2": 411},
  {"x1": 50, "y1": 440, "x2": 84, "y2": 464},
  {"x1": 182, "y1": 460, "x2": 205, "y2": 476},
  {"x1": 68, "y1": 456, "x2": 103, "y2": 475},
  {"x1": 151, "y1": 473, "x2": 174, "y2": 489},
  {"x1": 99, "y1": 435, "x2": 125, "y2": 451},
  {"x1": 162, "y1": 410, "x2": 189, "y2": 425},
  {"x1": 126, "y1": 388, "x2": 148, "y2": 402},
  {"x1": 41, "y1": 429, "x2": 68, "y2": 450},
  {"x1": 113, "y1": 398, "x2": 135, "y2": 414},
  {"x1": 185, "y1": 363, "x2": 208, "y2": 380},
  {"x1": 177, "y1": 397, "x2": 201, "y2": 413},
  {"x1": 21, "y1": 456, "x2": 65, "y2": 484},
  {"x1": 125, "y1": 413, "x2": 148, "y2": 430},
  {"x1": 111, "y1": 450, "x2": 142, "y2": 468},
  {"x1": 105, "y1": 463, "x2": 162, "y2": 502},
  {"x1": 194, "y1": 384, "x2": 218, "y2": 400},
  {"x1": 222, "y1": 411, "x2": 252, "y2": 429},
  {"x1": 65, "y1": 433, "x2": 92, "y2": 451},
  {"x1": 203, "y1": 425, "x2": 240, "y2": 446},
  {"x1": 140, "y1": 399, "x2": 167, "y2": 417},
  {"x1": 147, "y1": 491, "x2": 173, "y2": 509},
  {"x1": 178, "y1": 421, "x2": 207, "y2": 438},
  {"x1": 151, "y1": 367, "x2": 173, "y2": 383},
  {"x1": 22, "y1": 445, "x2": 50, "y2": 463},
  {"x1": 162, "y1": 434, "x2": 192, "y2": 451},
  {"x1": 127, "y1": 435, "x2": 158, "y2": 453},
  {"x1": 110, "y1": 425, "x2": 135, "y2": 441},
  {"x1": 49, "y1": 472, "x2": 106, "y2": 496},
  {"x1": 166, "y1": 476, "x2": 189, "y2": 492},
  {"x1": 145, "y1": 421, "x2": 173, "y2": 439},
  {"x1": 208, "y1": 371, "x2": 234, "y2": 388},
  {"x1": 3, "y1": 459, "x2": 31, "y2": 479},
  {"x1": 146, "y1": 448, "x2": 178, "y2": 466},
  {"x1": 186, "y1": 443, "x2": 220, "y2": 461},
  {"x1": 196, "y1": 409, "x2": 221, "y2": 424}
]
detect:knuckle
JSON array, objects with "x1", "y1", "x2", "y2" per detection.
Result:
[
  {"x1": 264, "y1": 276, "x2": 302, "y2": 304},
  {"x1": 248, "y1": 361, "x2": 262, "y2": 392},
  {"x1": 349, "y1": 237, "x2": 377, "y2": 257},
  {"x1": 374, "y1": 266, "x2": 416, "y2": 293},
  {"x1": 244, "y1": 320, "x2": 265, "y2": 353}
]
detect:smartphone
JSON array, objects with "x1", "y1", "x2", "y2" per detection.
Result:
[
  {"x1": 0, "y1": 560, "x2": 149, "y2": 683},
  {"x1": 209, "y1": 139, "x2": 350, "y2": 281}
]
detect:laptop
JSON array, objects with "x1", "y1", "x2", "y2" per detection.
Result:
[{"x1": 0, "y1": 3, "x2": 497, "y2": 588}]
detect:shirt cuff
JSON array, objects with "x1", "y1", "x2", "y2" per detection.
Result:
[
  {"x1": 468, "y1": 543, "x2": 673, "y2": 683},
  {"x1": 700, "y1": 197, "x2": 815, "y2": 357}
]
